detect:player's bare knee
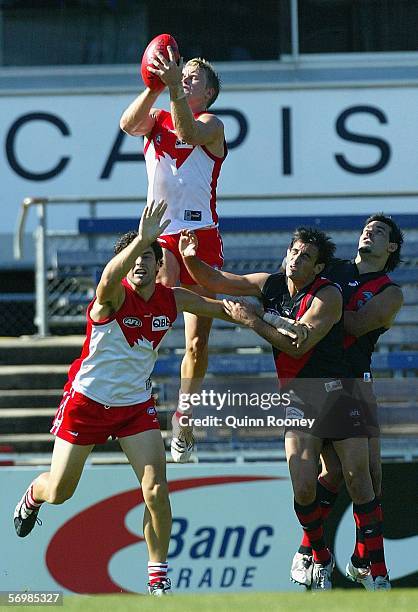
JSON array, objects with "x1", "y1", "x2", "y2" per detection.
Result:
[
  {"x1": 294, "y1": 481, "x2": 316, "y2": 505},
  {"x1": 142, "y1": 480, "x2": 169, "y2": 510},
  {"x1": 343, "y1": 464, "x2": 372, "y2": 501},
  {"x1": 185, "y1": 334, "x2": 209, "y2": 360}
]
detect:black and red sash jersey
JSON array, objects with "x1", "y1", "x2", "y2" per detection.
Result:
[
  {"x1": 261, "y1": 273, "x2": 346, "y2": 386},
  {"x1": 325, "y1": 259, "x2": 398, "y2": 378}
]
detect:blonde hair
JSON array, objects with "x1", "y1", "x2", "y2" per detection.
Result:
[{"x1": 186, "y1": 58, "x2": 220, "y2": 108}]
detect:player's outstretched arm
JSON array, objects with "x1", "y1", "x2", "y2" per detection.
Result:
[
  {"x1": 173, "y1": 287, "x2": 234, "y2": 322},
  {"x1": 96, "y1": 200, "x2": 170, "y2": 308},
  {"x1": 119, "y1": 89, "x2": 161, "y2": 136},
  {"x1": 344, "y1": 285, "x2": 403, "y2": 336},
  {"x1": 179, "y1": 230, "x2": 268, "y2": 296},
  {"x1": 223, "y1": 285, "x2": 342, "y2": 357}
]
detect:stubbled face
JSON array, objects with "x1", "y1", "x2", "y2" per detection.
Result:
[
  {"x1": 126, "y1": 248, "x2": 159, "y2": 289},
  {"x1": 182, "y1": 63, "x2": 212, "y2": 110},
  {"x1": 358, "y1": 221, "x2": 396, "y2": 259},
  {"x1": 286, "y1": 240, "x2": 322, "y2": 282}
]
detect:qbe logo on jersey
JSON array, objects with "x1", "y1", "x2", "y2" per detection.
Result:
[{"x1": 152, "y1": 315, "x2": 170, "y2": 331}]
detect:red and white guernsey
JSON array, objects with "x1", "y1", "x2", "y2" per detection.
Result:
[
  {"x1": 144, "y1": 109, "x2": 227, "y2": 235},
  {"x1": 69, "y1": 279, "x2": 177, "y2": 406}
]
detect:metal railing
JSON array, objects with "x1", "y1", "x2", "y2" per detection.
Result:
[{"x1": 14, "y1": 191, "x2": 418, "y2": 336}]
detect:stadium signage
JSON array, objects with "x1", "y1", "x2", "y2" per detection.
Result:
[
  {"x1": 1, "y1": 463, "x2": 417, "y2": 593},
  {"x1": 44, "y1": 474, "x2": 280, "y2": 593},
  {"x1": 1, "y1": 85, "x2": 418, "y2": 234},
  {"x1": 3, "y1": 105, "x2": 390, "y2": 182}
]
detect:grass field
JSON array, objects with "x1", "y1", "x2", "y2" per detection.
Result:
[{"x1": 20, "y1": 590, "x2": 418, "y2": 611}]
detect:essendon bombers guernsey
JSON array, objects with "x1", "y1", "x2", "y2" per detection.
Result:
[
  {"x1": 144, "y1": 109, "x2": 227, "y2": 235},
  {"x1": 261, "y1": 273, "x2": 346, "y2": 385},
  {"x1": 326, "y1": 259, "x2": 398, "y2": 378},
  {"x1": 69, "y1": 279, "x2": 177, "y2": 406}
]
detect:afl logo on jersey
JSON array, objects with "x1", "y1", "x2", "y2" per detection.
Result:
[
  {"x1": 123, "y1": 317, "x2": 142, "y2": 328},
  {"x1": 152, "y1": 315, "x2": 170, "y2": 331}
]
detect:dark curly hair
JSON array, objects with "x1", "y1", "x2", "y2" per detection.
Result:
[
  {"x1": 289, "y1": 227, "x2": 336, "y2": 268},
  {"x1": 113, "y1": 231, "x2": 163, "y2": 264},
  {"x1": 363, "y1": 213, "x2": 403, "y2": 272}
]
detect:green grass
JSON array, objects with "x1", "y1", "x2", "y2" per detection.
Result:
[{"x1": 22, "y1": 589, "x2": 418, "y2": 611}]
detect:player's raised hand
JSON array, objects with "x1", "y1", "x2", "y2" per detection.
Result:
[
  {"x1": 179, "y1": 230, "x2": 198, "y2": 258},
  {"x1": 147, "y1": 46, "x2": 184, "y2": 88},
  {"x1": 138, "y1": 200, "x2": 171, "y2": 244}
]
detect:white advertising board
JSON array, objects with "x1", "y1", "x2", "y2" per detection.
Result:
[
  {"x1": 2, "y1": 464, "x2": 300, "y2": 594},
  {"x1": 1, "y1": 85, "x2": 418, "y2": 234},
  {"x1": 1, "y1": 463, "x2": 415, "y2": 595}
]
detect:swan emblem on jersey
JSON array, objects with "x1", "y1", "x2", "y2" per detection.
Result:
[{"x1": 155, "y1": 144, "x2": 193, "y2": 170}]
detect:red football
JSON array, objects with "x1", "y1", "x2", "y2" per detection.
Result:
[{"x1": 141, "y1": 33, "x2": 180, "y2": 91}]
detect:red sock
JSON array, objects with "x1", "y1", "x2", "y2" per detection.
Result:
[
  {"x1": 352, "y1": 526, "x2": 369, "y2": 568},
  {"x1": 297, "y1": 477, "x2": 338, "y2": 556},
  {"x1": 294, "y1": 498, "x2": 330, "y2": 565},
  {"x1": 353, "y1": 498, "x2": 387, "y2": 578},
  {"x1": 148, "y1": 561, "x2": 168, "y2": 585}
]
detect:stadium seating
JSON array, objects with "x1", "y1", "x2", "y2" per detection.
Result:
[
  {"x1": 1, "y1": 213, "x2": 418, "y2": 459},
  {"x1": 48, "y1": 214, "x2": 418, "y2": 375}
]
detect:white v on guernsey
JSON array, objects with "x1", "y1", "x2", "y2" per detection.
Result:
[
  {"x1": 69, "y1": 279, "x2": 177, "y2": 406},
  {"x1": 144, "y1": 110, "x2": 227, "y2": 235}
]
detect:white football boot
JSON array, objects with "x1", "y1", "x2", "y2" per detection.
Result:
[
  {"x1": 373, "y1": 575, "x2": 391, "y2": 590},
  {"x1": 148, "y1": 577, "x2": 172, "y2": 596},
  {"x1": 345, "y1": 560, "x2": 374, "y2": 590},
  {"x1": 290, "y1": 552, "x2": 313, "y2": 587},
  {"x1": 311, "y1": 553, "x2": 335, "y2": 591}
]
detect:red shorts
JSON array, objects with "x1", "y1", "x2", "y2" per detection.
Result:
[
  {"x1": 158, "y1": 227, "x2": 224, "y2": 285},
  {"x1": 50, "y1": 386, "x2": 160, "y2": 446}
]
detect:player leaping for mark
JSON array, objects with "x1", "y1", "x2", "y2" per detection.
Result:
[
  {"x1": 120, "y1": 47, "x2": 227, "y2": 463},
  {"x1": 13, "y1": 201, "x2": 303, "y2": 596}
]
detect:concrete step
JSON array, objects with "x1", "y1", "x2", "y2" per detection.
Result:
[
  {"x1": 0, "y1": 415, "x2": 52, "y2": 434},
  {"x1": 0, "y1": 390, "x2": 63, "y2": 408},
  {"x1": 0, "y1": 336, "x2": 83, "y2": 366},
  {"x1": 0, "y1": 408, "x2": 55, "y2": 417},
  {"x1": 0, "y1": 431, "x2": 171, "y2": 454},
  {"x1": 0, "y1": 365, "x2": 69, "y2": 390}
]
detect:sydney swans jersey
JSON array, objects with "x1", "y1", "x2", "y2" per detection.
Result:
[
  {"x1": 144, "y1": 110, "x2": 227, "y2": 235},
  {"x1": 326, "y1": 259, "x2": 397, "y2": 378},
  {"x1": 70, "y1": 280, "x2": 177, "y2": 406},
  {"x1": 262, "y1": 273, "x2": 346, "y2": 385}
]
